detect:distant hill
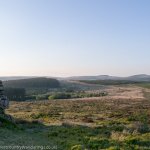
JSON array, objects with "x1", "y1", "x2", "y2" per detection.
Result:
[
  {"x1": 3, "y1": 77, "x2": 60, "y2": 89},
  {"x1": 125, "y1": 74, "x2": 150, "y2": 81},
  {"x1": 64, "y1": 75, "x2": 121, "y2": 81},
  {"x1": 0, "y1": 76, "x2": 37, "y2": 81},
  {"x1": 62, "y1": 74, "x2": 150, "y2": 82},
  {"x1": 1, "y1": 74, "x2": 150, "y2": 82}
]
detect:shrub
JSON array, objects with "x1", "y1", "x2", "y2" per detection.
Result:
[
  {"x1": 48, "y1": 93, "x2": 71, "y2": 100},
  {"x1": 87, "y1": 138, "x2": 110, "y2": 149},
  {"x1": 125, "y1": 137, "x2": 150, "y2": 146}
]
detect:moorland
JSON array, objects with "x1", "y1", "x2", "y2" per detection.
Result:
[{"x1": 0, "y1": 76, "x2": 150, "y2": 150}]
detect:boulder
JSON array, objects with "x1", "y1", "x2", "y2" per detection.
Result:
[
  {"x1": 0, "y1": 81, "x2": 14, "y2": 124},
  {"x1": 0, "y1": 80, "x2": 9, "y2": 111}
]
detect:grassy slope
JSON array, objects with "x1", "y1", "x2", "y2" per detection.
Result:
[
  {"x1": 0, "y1": 86, "x2": 150, "y2": 150},
  {"x1": 137, "y1": 83, "x2": 150, "y2": 89}
]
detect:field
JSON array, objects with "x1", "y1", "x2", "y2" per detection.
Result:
[{"x1": 0, "y1": 84, "x2": 150, "y2": 149}]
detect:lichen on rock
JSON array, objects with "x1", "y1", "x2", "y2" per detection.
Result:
[
  {"x1": 0, "y1": 80, "x2": 12, "y2": 124},
  {"x1": 0, "y1": 80, "x2": 9, "y2": 111}
]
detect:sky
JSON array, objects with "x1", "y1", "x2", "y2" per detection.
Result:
[{"x1": 0, "y1": 0, "x2": 150, "y2": 77}]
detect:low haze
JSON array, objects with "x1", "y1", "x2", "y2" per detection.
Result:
[{"x1": 0, "y1": 0, "x2": 150, "y2": 76}]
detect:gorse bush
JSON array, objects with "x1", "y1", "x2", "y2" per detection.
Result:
[{"x1": 48, "y1": 93, "x2": 71, "y2": 100}]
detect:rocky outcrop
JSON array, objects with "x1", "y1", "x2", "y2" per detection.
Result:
[
  {"x1": 0, "y1": 80, "x2": 12, "y2": 124},
  {"x1": 0, "y1": 81, "x2": 9, "y2": 114},
  {"x1": 0, "y1": 81, "x2": 15, "y2": 127},
  {"x1": 0, "y1": 80, "x2": 9, "y2": 111}
]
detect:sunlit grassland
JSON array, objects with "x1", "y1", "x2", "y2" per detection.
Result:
[{"x1": 0, "y1": 85, "x2": 149, "y2": 150}]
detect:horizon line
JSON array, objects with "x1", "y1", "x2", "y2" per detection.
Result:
[{"x1": 0, "y1": 73, "x2": 149, "y2": 78}]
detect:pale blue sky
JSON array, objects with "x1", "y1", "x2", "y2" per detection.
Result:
[{"x1": 0, "y1": 0, "x2": 150, "y2": 76}]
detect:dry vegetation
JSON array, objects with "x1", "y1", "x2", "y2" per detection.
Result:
[
  {"x1": 7, "y1": 86, "x2": 146, "y2": 126},
  {"x1": 1, "y1": 85, "x2": 150, "y2": 149}
]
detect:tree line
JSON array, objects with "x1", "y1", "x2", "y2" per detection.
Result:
[
  {"x1": 3, "y1": 77, "x2": 60, "y2": 89},
  {"x1": 3, "y1": 78, "x2": 60, "y2": 101}
]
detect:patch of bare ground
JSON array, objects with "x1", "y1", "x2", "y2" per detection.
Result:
[
  {"x1": 103, "y1": 85, "x2": 144, "y2": 99},
  {"x1": 5, "y1": 85, "x2": 149, "y2": 128}
]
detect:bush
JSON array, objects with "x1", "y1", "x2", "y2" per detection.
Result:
[
  {"x1": 125, "y1": 137, "x2": 150, "y2": 146},
  {"x1": 48, "y1": 93, "x2": 71, "y2": 100},
  {"x1": 128, "y1": 122, "x2": 149, "y2": 134},
  {"x1": 87, "y1": 138, "x2": 110, "y2": 149}
]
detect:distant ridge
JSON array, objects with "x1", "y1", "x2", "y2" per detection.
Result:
[
  {"x1": 0, "y1": 74, "x2": 150, "y2": 82},
  {"x1": 0, "y1": 76, "x2": 37, "y2": 81},
  {"x1": 126, "y1": 74, "x2": 150, "y2": 81},
  {"x1": 64, "y1": 75, "x2": 120, "y2": 81},
  {"x1": 62, "y1": 74, "x2": 150, "y2": 81}
]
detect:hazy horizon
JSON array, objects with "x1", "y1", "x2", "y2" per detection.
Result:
[
  {"x1": 0, "y1": 73, "x2": 150, "y2": 78},
  {"x1": 1, "y1": 0, "x2": 150, "y2": 77}
]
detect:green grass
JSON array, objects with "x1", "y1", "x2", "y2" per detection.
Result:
[
  {"x1": 136, "y1": 83, "x2": 150, "y2": 89},
  {"x1": 2, "y1": 85, "x2": 150, "y2": 150},
  {"x1": 0, "y1": 121, "x2": 150, "y2": 149}
]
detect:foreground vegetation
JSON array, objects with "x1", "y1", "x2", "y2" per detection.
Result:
[
  {"x1": 1, "y1": 85, "x2": 148, "y2": 150},
  {"x1": 137, "y1": 83, "x2": 150, "y2": 89}
]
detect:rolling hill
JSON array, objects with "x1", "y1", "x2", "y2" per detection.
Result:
[{"x1": 63, "y1": 74, "x2": 150, "y2": 81}]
